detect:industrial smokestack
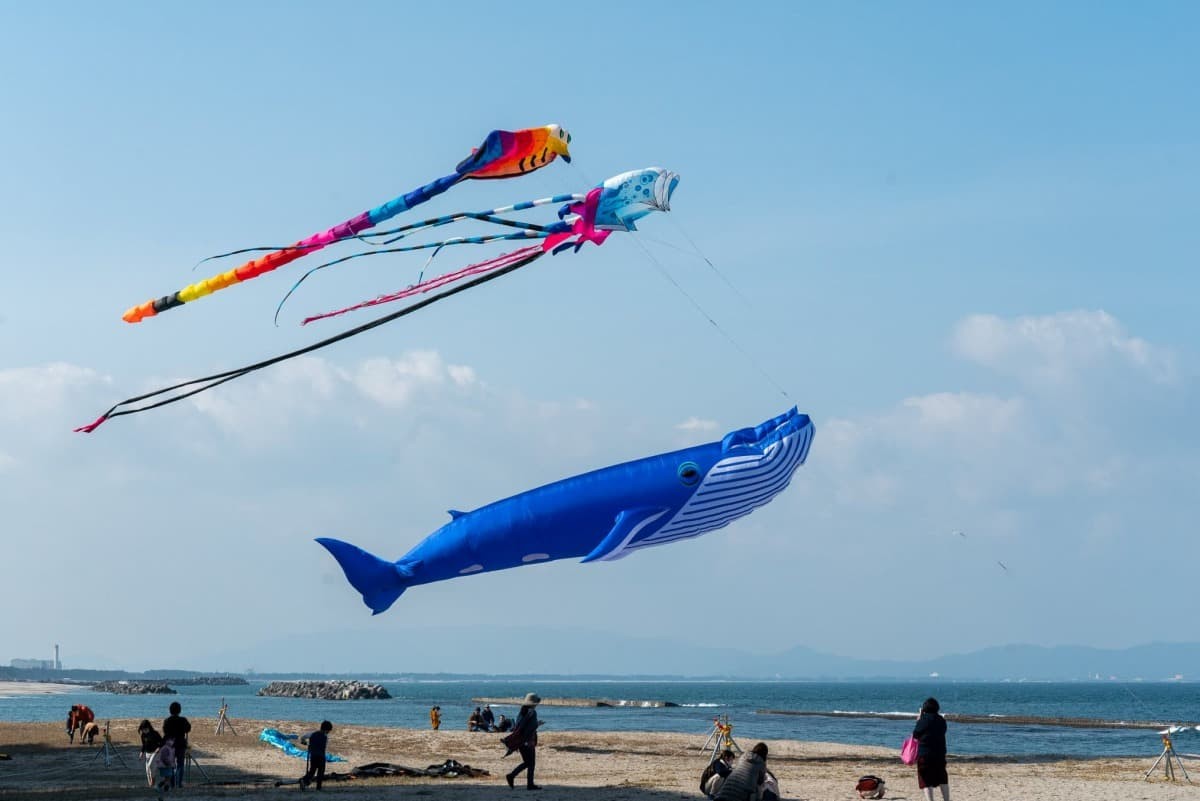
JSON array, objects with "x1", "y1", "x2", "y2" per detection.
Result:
[{"x1": 54, "y1": 644, "x2": 61, "y2": 671}]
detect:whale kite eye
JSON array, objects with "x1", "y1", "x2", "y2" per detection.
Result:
[{"x1": 678, "y1": 461, "x2": 701, "y2": 486}]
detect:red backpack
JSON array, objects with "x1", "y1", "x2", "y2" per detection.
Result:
[{"x1": 856, "y1": 774, "x2": 886, "y2": 799}]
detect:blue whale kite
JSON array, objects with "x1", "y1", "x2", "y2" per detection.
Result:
[{"x1": 318, "y1": 407, "x2": 814, "y2": 613}]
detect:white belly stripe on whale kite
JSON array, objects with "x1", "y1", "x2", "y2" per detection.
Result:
[{"x1": 628, "y1": 421, "x2": 814, "y2": 552}]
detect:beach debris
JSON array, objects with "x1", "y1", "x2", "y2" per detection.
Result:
[
  {"x1": 256, "y1": 680, "x2": 391, "y2": 700},
  {"x1": 259, "y1": 728, "x2": 347, "y2": 762},
  {"x1": 273, "y1": 760, "x2": 489, "y2": 787},
  {"x1": 319, "y1": 407, "x2": 812, "y2": 613},
  {"x1": 358, "y1": 759, "x2": 490, "y2": 778},
  {"x1": 91, "y1": 680, "x2": 176, "y2": 695},
  {"x1": 78, "y1": 166, "x2": 677, "y2": 432}
]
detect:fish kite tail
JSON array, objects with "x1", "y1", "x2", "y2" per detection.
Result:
[
  {"x1": 315, "y1": 537, "x2": 412, "y2": 615},
  {"x1": 121, "y1": 173, "x2": 466, "y2": 324}
]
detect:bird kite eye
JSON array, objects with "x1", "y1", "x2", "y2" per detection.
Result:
[{"x1": 678, "y1": 462, "x2": 701, "y2": 486}]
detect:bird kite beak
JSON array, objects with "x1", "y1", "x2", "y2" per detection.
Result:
[{"x1": 547, "y1": 129, "x2": 572, "y2": 163}]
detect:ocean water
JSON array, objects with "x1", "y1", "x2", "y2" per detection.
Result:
[{"x1": 3, "y1": 680, "x2": 1197, "y2": 759}]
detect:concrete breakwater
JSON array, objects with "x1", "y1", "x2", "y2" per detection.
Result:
[
  {"x1": 472, "y1": 697, "x2": 678, "y2": 709},
  {"x1": 257, "y1": 680, "x2": 392, "y2": 700},
  {"x1": 92, "y1": 680, "x2": 176, "y2": 695}
]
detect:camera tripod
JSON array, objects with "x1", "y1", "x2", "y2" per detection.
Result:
[
  {"x1": 701, "y1": 714, "x2": 742, "y2": 761},
  {"x1": 215, "y1": 698, "x2": 237, "y2": 735},
  {"x1": 89, "y1": 721, "x2": 128, "y2": 769},
  {"x1": 183, "y1": 747, "x2": 213, "y2": 783},
  {"x1": 1145, "y1": 732, "x2": 1192, "y2": 783}
]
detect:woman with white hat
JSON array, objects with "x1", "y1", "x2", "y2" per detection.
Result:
[{"x1": 504, "y1": 692, "x2": 542, "y2": 790}]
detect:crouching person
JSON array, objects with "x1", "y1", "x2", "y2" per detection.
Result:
[
  {"x1": 714, "y1": 742, "x2": 769, "y2": 801},
  {"x1": 701, "y1": 749, "x2": 735, "y2": 798}
]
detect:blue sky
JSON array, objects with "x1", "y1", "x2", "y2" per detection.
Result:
[{"x1": 0, "y1": 2, "x2": 1197, "y2": 673}]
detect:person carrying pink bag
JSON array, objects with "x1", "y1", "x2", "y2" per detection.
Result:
[{"x1": 910, "y1": 697, "x2": 950, "y2": 801}]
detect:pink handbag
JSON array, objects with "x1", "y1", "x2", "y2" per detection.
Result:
[{"x1": 900, "y1": 736, "x2": 919, "y2": 765}]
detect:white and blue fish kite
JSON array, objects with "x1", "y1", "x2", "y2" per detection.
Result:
[{"x1": 319, "y1": 408, "x2": 814, "y2": 613}]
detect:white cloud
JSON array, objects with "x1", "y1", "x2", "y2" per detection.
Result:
[
  {"x1": 350, "y1": 351, "x2": 476, "y2": 408},
  {"x1": 676, "y1": 416, "x2": 718, "y2": 433},
  {"x1": 900, "y1": 392, "x2": 1024, "y2": 438},
  {"x1": 0, "y1": 362, "x2": 109, "y2": 420},
  {"x1": 952, "y1": 310, "x2": 1175, "y2": 385},
  {"x1": 817, "y1": 391, "x2": 1026, "y2": 505},
  {"x1": 188, "y1": 356, "x2": 345, "y2": 436}
]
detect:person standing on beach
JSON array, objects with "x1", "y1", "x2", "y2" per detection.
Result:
[
  {"x1": 912, "y1": 697, "x2": 950, "y2": 801},
  {"x1": 714, "y1": 742, "x2": 769, "y2": 801},
  {"x1": 504, "y1": 692, "x2": 542, "y2": 790},
  {"x1": 430, "y1": 705, "x2": 442, "y2": 730},
  {"x1": 162, "y1": 701, "x2": 191, "y2": 788},
  {"x1": 482, "y1": 704, "x2": 496, "y2": 731},
  {"x1": 300, "y1": 720, "x2": 333, "y2": 791}
]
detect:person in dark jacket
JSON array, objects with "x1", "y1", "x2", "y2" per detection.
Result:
[
  {"x1": 700, "y1": 749, "x2": 735, "y2": 798},
  {"x1": 481, "y1": 704, "x2": 496, "y2": 731},
  {"x1": 468, "y1": 707, "x2": 484, "y2": 731},
  {"x1": 504, "y1": 692, "x2": 542, "y2": 790},
  {"x1": 714, "y1": 742, "x2": 768, "y2": 801},
  {"x1": 912, "y1": 697, "x2": 950, "y2": 801},
  {"x1": 162, "y1": 702, "x2": 191, "y2": 788},
  {"x1": 300, "y1": 720, "x2": 333, "y2": 790},
  {"x1": 138, "y1": 719, "x2": 164, "y2": 759}
]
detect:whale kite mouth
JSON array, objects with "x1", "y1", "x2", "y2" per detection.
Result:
[{"x1": 722, "y1": 407, "x2": 813, "y2": 455}]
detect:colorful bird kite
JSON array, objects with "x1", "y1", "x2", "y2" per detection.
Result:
[
  {"x1": 319, "y1": 407, "x2": 814, "y2": 613},
  {"x1": 76, "y1": 168, "x2": 679, "y2": 433},
  {"x1": 121, "y1": 125, "x2": 572, "y2": 323}
]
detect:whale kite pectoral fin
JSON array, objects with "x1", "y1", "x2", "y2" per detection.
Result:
[
  {"x1": 316, "y1": 537, "x2": 412, "y2": 615},
  {"x1": 580, "y1": 507, "x2": 670, "y2": 563}
]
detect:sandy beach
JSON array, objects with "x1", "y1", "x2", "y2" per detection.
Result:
[
  {"x1": 0, "y1": 716, "x2": 1195, "y2": 801},
  {"x1": 0, "y1": 682, "x2": 77, "y2": 699}
]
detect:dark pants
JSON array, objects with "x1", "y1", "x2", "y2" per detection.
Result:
[
  {"x1": 508, "y1": 744, "x2": 537, "y2": 787},
  {"x1": 303, "y1": 755, "x2": 327, "y2": 789},
  {"x1": 174, "y1": 747, "x2": 186, "y2": 788}
]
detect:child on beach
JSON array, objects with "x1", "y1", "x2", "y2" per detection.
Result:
[
  {"x1": 138, "y1": 720, "x2": 164, "y2": 760},
  {"x1": 300, "y1": 720, "x2": 333, "y2": 790},
  {"x1": 147, "y1": 738, "x2": 176, "y2": 798}
]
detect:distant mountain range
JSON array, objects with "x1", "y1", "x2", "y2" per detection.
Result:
[{"x1": 7, "y1": 630, "x2": 1197, "y2": 682}]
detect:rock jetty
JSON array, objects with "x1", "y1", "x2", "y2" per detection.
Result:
[
  {"x1": 165, "y1": 676, "x2": 249, "y2": 686},
  {"x1": 472, "y1": 696, "x2": 678, "y2": 708},
  {"x1": 92, "y1": 680, "x2": 176, "y2": 695},
  {"x1": 257, "y1": 680, "x2": 391, "y2": 700}
]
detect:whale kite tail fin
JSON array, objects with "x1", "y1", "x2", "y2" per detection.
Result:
[{"x1": 315, "y1": 537, "x2": 415, "y2": 615}]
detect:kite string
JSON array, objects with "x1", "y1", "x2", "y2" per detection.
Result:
[
  {"x1": 626, "y1": 235, "x2": 792, "y2": 402},
  {"x1": 78, "y1": 250, "x2": 547, "y2": 432},
  {"x1": 664, "y1": 216, "x2": 761, "y2": 311}
]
